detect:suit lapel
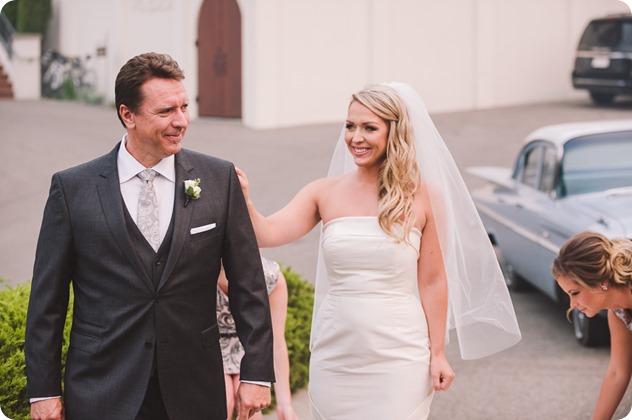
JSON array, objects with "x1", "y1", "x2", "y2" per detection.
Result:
[
  {"x1": 158, "y1": 151, "x2": 195, "y2": 290},
  {"x1": 97, "y1": 143, "x2": 155, "y2": 292}
]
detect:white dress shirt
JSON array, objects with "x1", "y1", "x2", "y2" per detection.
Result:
[{"x1": 118, "y1": 134, "x2": 175, "y2": 244}]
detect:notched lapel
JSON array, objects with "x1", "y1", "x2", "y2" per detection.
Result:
[
  {"x1": 159, "y1": 152, "x2": 195, "y2": 289},
  {"x1": 97, "y1": 146, "x2": 155, "y2": 292}
]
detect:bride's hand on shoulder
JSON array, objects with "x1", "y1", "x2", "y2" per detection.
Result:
[
  {"x1": 234, "y1": 167, "x2": 251, "y2": 202},
  {"x1": 430, "y1": 353, "x2": 455, "y2": 392}
]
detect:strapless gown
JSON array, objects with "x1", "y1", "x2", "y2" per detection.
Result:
[{"x1": 309, "y1": 217, "x2": 434, "y2": 419}]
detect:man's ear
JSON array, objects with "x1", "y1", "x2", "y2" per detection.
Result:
[{"x1": 119, "y1": 104, "x2": 135, "y2": 129}]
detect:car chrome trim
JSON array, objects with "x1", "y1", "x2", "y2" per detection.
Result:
[
  {"x1": 573, "y1": 78, "x2": 632, "y2": 87},
  {"x1": 576, "y1": 50, "x2": 632, "y2": 59},
  {"x1": 475, "y1": 202, "x2": 561, "y2": 254}
]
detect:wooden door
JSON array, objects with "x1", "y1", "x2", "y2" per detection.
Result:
[{"x1": 197, "y1": 0, "x2": 242, "y2": 118}]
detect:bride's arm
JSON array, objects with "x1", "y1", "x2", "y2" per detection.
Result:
[
  {"x1": 416, "y1": 188, "x2": 455, "y2": 392},
  {"x1": 235, "y1": 167, "x2": 323, "y2": 247}
]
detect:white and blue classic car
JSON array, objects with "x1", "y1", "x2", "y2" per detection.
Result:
[{"x1": 469, "y1": 119, "x2": 632, "y2": 346}]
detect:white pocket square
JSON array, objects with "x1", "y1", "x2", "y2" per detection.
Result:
[{"x1": 190, "y1": 223, "x2": 216, "y2": 235}]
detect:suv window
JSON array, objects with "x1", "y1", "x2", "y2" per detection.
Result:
[{"x1": 578, "y1": 19, "x2": 632, "y2": 51}]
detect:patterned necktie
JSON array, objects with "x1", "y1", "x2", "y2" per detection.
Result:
[{"x1": 137, "y1": 169, "x2": 160, "y2": 251}]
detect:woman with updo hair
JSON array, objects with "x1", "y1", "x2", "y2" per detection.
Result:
[{"x1": 553, "y1": 230, "x2": 632, "y2": 419}]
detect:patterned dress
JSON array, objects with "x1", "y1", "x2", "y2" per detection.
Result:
[
  {"x1": 613, "y1": 308, "x2": 632, "y2": 333},
  {"x1": 216, "y1": 256, "x2": 280, "y2": 374}
]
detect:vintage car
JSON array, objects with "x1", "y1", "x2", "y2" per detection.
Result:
[{"x1": 469, "y1": 119, "x2": 632, "y2": 346}]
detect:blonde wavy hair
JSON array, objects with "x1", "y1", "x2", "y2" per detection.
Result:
[
  {"x1": 553, "y1": 231, "x2": 632, "y2": 315},
  {"x1": 352, "y1": 85, "x2": 421, "y2": 243}
]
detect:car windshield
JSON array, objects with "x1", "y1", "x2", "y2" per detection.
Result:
[
  {"x1": 579, "y1": 19, "x2": 632, "y2": 51},
  {"x1": 560, "y1": 131, "x2": 632, "y2": 196}
]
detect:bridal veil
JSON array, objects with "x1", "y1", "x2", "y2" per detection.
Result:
[{"x1": 314, "y1": 82, "x2": 521, "y2": 360}]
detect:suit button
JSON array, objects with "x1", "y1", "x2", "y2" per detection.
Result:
[
  {"x1": 155, "y1": 258, "x2": 162, "y2": 266},
  {"x1": 145, "y1": 341, "x2": 153, "y2": 349}
]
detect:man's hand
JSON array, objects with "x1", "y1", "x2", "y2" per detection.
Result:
[
  {"x1": 30, "y1": 398, "x2": 64, "y2": 420},
  {"x1": 235, "y1": 383, "x2": 271, "y2": 420}
]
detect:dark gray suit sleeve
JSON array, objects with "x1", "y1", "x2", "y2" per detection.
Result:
[
  {"x1": 221, "y1": 165, "x2": 275, "y2": 383},
  {"x1": 25, "y1": 173, "x2": 73, "y2": 398}
]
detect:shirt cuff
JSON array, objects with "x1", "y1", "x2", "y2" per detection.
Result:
[
  {"x1": 240, "y1": 380, "x2": 271, "y2": 387},
  {"x1": 30, "y1": 396, "x2": 61, "y2": 403}
]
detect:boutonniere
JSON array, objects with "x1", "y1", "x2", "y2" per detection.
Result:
[{"x1": 184, "y1": 178, "x2": 201, "y2": 207}]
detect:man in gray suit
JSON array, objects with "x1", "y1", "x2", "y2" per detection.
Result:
[{"x1": 25, "y1": 52, "x2": 274, "y2": 420}]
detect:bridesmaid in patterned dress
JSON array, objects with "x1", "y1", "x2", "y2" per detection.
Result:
[
  {"x1": 553, "y1": 230, "x2": 632, "y2": 420},
  {"x1": 216, "y1": 256, "x2": 298, "y2": 420}
]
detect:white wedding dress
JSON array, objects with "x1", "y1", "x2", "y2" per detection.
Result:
[{"x1": 309, "y1": 216, "x2": 434, "y2": 420}]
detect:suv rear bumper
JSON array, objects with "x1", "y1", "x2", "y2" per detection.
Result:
[{"x1": 572, "y1": 77, "x2": 632, "y2": 93}]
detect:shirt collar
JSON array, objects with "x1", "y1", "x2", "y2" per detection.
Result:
[{"x1": 117, "y1": 134, "x2": 176, "y2": 183}]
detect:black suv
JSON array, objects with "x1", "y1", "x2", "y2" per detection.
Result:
[{"x1": 572, "y1": 14, "x2": 632, "y2": 104}]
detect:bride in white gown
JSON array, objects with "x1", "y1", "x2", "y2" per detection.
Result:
[{"x1": 237, "y1": 83, "x2": 521, "y2": 419}]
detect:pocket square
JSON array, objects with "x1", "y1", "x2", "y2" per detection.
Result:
[{"x1": 190, "y1": 223, "x2": 216, "y2": 235}]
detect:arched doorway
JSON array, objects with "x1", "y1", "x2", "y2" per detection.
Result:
[{"x1": 197, "y1": 0, "x2": 242, "y2": 118}]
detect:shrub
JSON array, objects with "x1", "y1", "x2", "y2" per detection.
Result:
[
  {"x1": 3, "y1": 1, "x2": 18, "y2": 29},
  {"x1": 281, "y1": 266, "x2": 313, "y2": 393},
  {"x1": 0, "y1": 268, "x2": 313, "y2": 419},
  {"x1": 0, "y1": 282, "x2": 73, "y2": 420},
  {"x1": 261, "y1": 265, "x2": 314, "y2": 414},
  {"x1": 15, "y1": 0, "x2": 52, "y2": 36}
]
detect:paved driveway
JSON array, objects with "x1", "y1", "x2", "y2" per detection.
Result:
[{"x1": 2, "y1": 98, "x2": 632, "y2": 419}]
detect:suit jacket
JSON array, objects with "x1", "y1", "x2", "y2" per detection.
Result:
[{"x1": 25, "y1": 144, "x2": 274, "y2": 419}]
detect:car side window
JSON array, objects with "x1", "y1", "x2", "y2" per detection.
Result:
[
  {"x1": 520, "y1": 146, "x2": 542, "y2": 189},
  {"x1": 539, "y1": 147, "x2": 557, "y2": 193}
]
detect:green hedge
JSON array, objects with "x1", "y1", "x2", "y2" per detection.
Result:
[
  {"x1": 2, "y1": 1, "x2": 18, "y2": 28},
  {"x1": 16, "y1": 0, "x2": 52, "y2": 35},
  {"x1": 0, "y1": 268, "x2": 313, "y2": 419},
  {"x1": 0, "y1": 282, "x2": 73, "y2": 420},
  {"x1": 1, "y1": 0, "x2": 52, "y2": 36},
  {"x1": 281, "y1": 266, "x2": 313, "y2": 393}
]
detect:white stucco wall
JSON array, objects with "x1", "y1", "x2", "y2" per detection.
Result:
[
  {"x1": 11, "y1": 34, "x2": 41, "y2": 100},
  {"x1": 254, "y1": 0, "x2": 629, "y2": 126},
  {"x1": 47, "y1": 0, "x2": 630, "y2": 128}
]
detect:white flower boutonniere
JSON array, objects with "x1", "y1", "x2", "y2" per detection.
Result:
[{"x1": 184, "y1": 178, "x2": 201, "y2": 207}]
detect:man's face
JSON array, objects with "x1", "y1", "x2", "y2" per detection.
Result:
[{"x1": 121, "y1": 77, "x2": 190, "y2": 167}]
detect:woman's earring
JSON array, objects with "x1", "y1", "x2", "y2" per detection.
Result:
[{"x1": 600, "y1": 284, "x2": 608, "y2": 291}]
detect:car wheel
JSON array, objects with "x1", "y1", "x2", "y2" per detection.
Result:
[
  {"x1": 571, "y1": 309, "x2": 609, "y2": 347},
  {"x1": 589, "y1": 92, "x2": 615, "y2": 105},
  {"x1": 493, "y1": 245, "x2": 523, "y2": 291}
]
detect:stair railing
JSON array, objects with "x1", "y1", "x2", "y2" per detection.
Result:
[{"x1": 0, "y1": 12, "x2": 15, "y2": 59}]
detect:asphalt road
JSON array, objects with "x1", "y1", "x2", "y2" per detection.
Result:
[{"x1": 2, "y1": 97, "x2": 632, "y2": 419}]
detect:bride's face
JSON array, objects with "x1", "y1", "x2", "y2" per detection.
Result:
[{"x1": 344, "y1": 101, "x2": 389, "y2": 169}]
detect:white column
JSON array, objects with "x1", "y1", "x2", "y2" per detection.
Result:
[{"x1": 12, "y1": 33, "x2": 41, "y2": 100}]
